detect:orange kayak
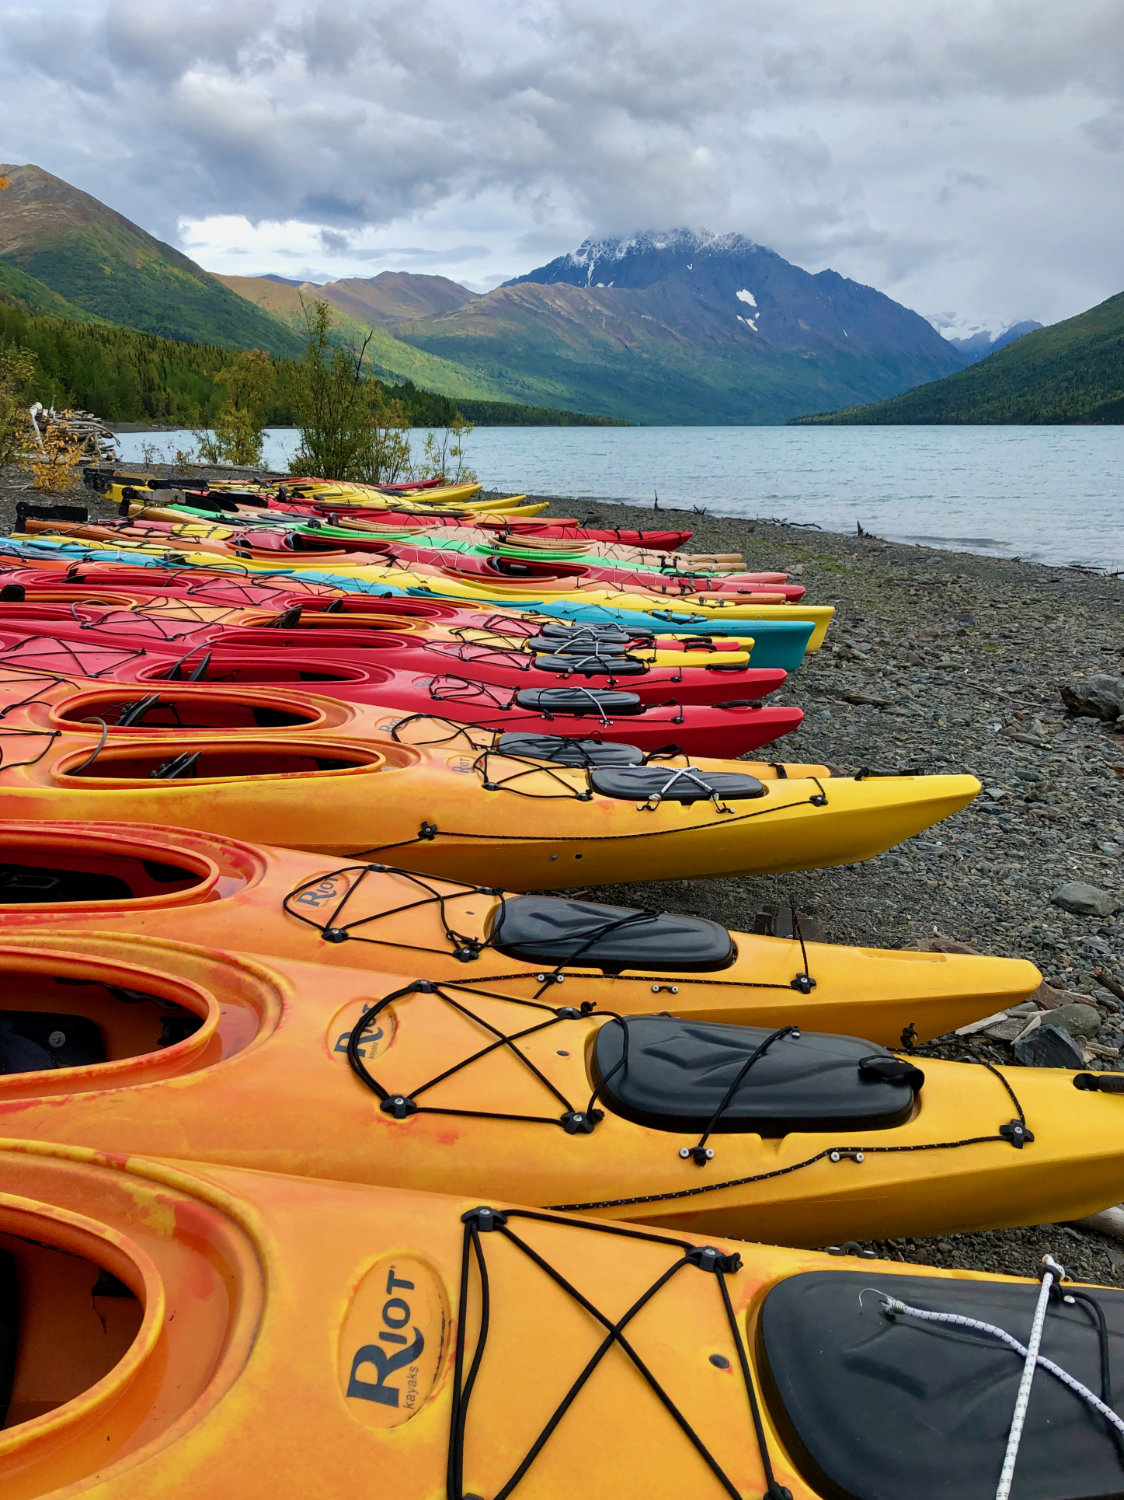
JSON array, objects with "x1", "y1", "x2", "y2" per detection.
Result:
[
  {"x1": 0, "y1": 931, "x2": 1115, "y2": 1245},
  {"x1": 6, "y1": 1140, "x2": 1122, "y2": 1500},
  {"x1": 0, "y1": 820, "x2": 1040, "y2": 1042},
  {"x1": 0, "y1": 719, "x2": 980, "y2": 889}
]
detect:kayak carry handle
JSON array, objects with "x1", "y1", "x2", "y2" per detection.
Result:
[{"x1": 1074, "y1": 1073, "x2": 1124, "y2": 1093}]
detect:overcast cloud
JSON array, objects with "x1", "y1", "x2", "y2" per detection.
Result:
[{"x1": 2, "y1": 0, "x2": 1122, "y2": 330}]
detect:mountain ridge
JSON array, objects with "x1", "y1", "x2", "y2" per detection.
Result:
[
  {"x1": 392, "y1": 229, "x2": 968, "y2": 423},
  {"x1": 790, "y1": 292, "x2": 1124, "y2": 424},
  {"x1": 0, "y1": 163, "x2": 300, "y2": 356}
]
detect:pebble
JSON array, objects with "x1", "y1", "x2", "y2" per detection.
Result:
[{"x1": 1061, "y1": 673, "x2": 1124, "y2": 721}]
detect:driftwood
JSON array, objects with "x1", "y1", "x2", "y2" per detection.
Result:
[{"x1": 28, "y1": 403, "x2": 118, "y2": 464}]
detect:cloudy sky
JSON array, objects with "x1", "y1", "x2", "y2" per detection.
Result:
[{"x1": 2, "y1": 0, "x2": 1122, "y2": 333}]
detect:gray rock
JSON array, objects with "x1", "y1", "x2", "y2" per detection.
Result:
[
  {"x1": 1013, "y1": 1024, "x2": 1087, "y2": 1069},
  {"x1": 1051, "y1": 1002, "x2": 1104, "y2": 1040},
  {"x1": 1052, "y1": 881, "x2": 1118, "y2": 917},
  {"x1": 1061, "y1": 674, "x2": 1124, "y2": 722}
]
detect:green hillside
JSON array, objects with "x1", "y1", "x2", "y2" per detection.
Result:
[
  {"x1": 0, "y1": 257, "x2": 103, "y2": 322},
  {"x1": 0, "y1": 164, "x2": 300, "y2": 357},
  {"x1": 791, "y1": 292, "x2": 1124, "y2": 424},
  {"x1": 0, "y1": 301, "x2": 458, "y2": 427},
  {"x1": 0, "y1": 300, "x2": 616, "y2": 429},
  {"x1": 217, "y1": 271, "x2": 540, "y2": 405}
]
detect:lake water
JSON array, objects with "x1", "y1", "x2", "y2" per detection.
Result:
[{"x1": 116, "y1": 425, "x2": 1124, "y2": 573}]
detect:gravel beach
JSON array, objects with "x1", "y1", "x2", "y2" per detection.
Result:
[{"x1": 5, "y1": 462, "x2": 1124, "y2": 1282}]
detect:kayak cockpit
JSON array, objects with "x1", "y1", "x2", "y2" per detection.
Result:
[
  {"x1": 144, "y1": 656, "x2": 367, "y2": 686},
  {"x1": 0, "y1": 1233, "x2": 143, "y2": 1430},
  {"x1": 0, "y1": 849, "x2": 204, "y2": 905},
  {"x1": 0, "y1": 969, "x2": 204, "y2": 1073},
  {"x1": 53, "y1": 689, "x2": 325, "y2": 732},
  {"x1": 55, "y1": 743, "x2": 386, "y2": 784}
]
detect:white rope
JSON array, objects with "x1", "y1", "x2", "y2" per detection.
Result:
[
  {"x1": 865, "y1": 1257, "x2": 1124, "y2": 1500},
  {"x1": 996, "y1": 1256, "x2": 1061, "y2": 1500},
  {"x1": 642, "y1": 765, "x2": 729, "y2": 812}
]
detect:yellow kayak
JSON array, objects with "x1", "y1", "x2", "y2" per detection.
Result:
[
  {"x1": 0, "y1": 820, "x2": 1039, "y2": 1044},
  {"x1": 0, "y1": 932, "x2": 1118, "y2": 1245},
  {"x1": 5, "y1": 1140, "x2": 1121, "y2": 1500}
]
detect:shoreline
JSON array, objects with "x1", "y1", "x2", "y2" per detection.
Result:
[{"x1": 3, "y1": 465, "x2": 1124, "y2": 1280}]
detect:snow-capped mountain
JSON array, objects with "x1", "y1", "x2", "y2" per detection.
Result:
[{"x1": 506, "y1": 230, "x2": 966, "y2": 372}]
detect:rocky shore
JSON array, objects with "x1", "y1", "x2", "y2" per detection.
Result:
[{"x1": 5, "y1": 463, "x2": 1124, "y2": 1280}]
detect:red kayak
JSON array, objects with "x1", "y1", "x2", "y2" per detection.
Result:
[
  {"x1": 0, "y1": 604, "x2": 788, "y2": 707},
  {"x1": 0, "y1": 634, "x2": 802, "y2": 756}
]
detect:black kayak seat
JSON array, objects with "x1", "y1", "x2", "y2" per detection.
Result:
[
  {"x1": 590, "y1": 766, "x2": 766, "y2": 802},
  {"x1": 0, "y1": 1012, "x2": 107, "y2": 1075},
  {"x1": 0, "y1": 862, "x2": 133, "y2": 904},
  {"x1": 492, "y1": 895, "x2": 735, "y2": 973},
  {"x1": 758, "y1": 1268, "x2": 1124, "y2": 1500},
  {"x1": 539, "y1": 621, "x2": 651, "y2": 643},
  {"x1": 0, "y1": 1249, "x2": 16, "y2": 1429},
  {"x1": 515, "y1": 688, "x2": 646, "y2": 717},
  {"x1": 525, "y1": 634, "x2": 632, "y2": 656},
  {"x1": 593, "y1": 1019, "x2": 921, "y2": 1133},
  {"x1": 533, "y1": 653, "x2": 649, "y2": 677},
  {"x1": 495, "y1": 734, "x2": 644, "y2": 767}
]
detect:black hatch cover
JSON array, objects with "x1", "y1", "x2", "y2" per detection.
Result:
[
  {"x1": 495, "y1": 735, "x2": 644, "y2": 766},
  {"x1": 758, "y1": 1268, "x2": 1124, "y2": 1500},
  {"x1": 593, "y1": 1018, "x2": 921, "y2": 1133},
  {"x1": 533, "y1": 654, "x2": 649, "y2": 676},
  {"x1": 515, "y1": 688, "x2": 646, "y2": 716},
  {"x1": 492, "y1": 895, "x2": 734, "y2": 973},
  {"x1": 590, "y1": 766, "x2": 766, "y2": 801},
  {"x1": 524, "y1": 633, "x2": 631, "y2": 656},
  {"x1": 539, "y1": 621, "x2": 650, "y2": 643}
]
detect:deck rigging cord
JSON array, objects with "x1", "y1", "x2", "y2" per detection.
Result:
[
  {"x1": 448, "y1": 1206, "x2": 793, "y2": 1500},
  {"x1": 283, "y1": 864, "x2": 819, "y2": 1000}
]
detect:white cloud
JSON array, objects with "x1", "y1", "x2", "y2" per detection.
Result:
[{"x1": 1, "y1": 0, "x2": 1122, "y2": 325}]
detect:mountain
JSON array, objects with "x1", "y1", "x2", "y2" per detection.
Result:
[
  {"x1": 791, "y1": 292, "x2": 1124, "y2": 424},
  {"x1": 389, "y1": 230, "x2": 968, "y2": 424},
  {"x1": 0, "y1": 164, "x2": 299, "y2": 355},
  {"x1": 944, "y1": 320, "x2": 1043, "y2": 363},
  {"x1": 319, "y1": 272, "x2": 476, "y2": 327},
  {"x1": 213, "y1": 272, "x2": 532, "y2": 404}
]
